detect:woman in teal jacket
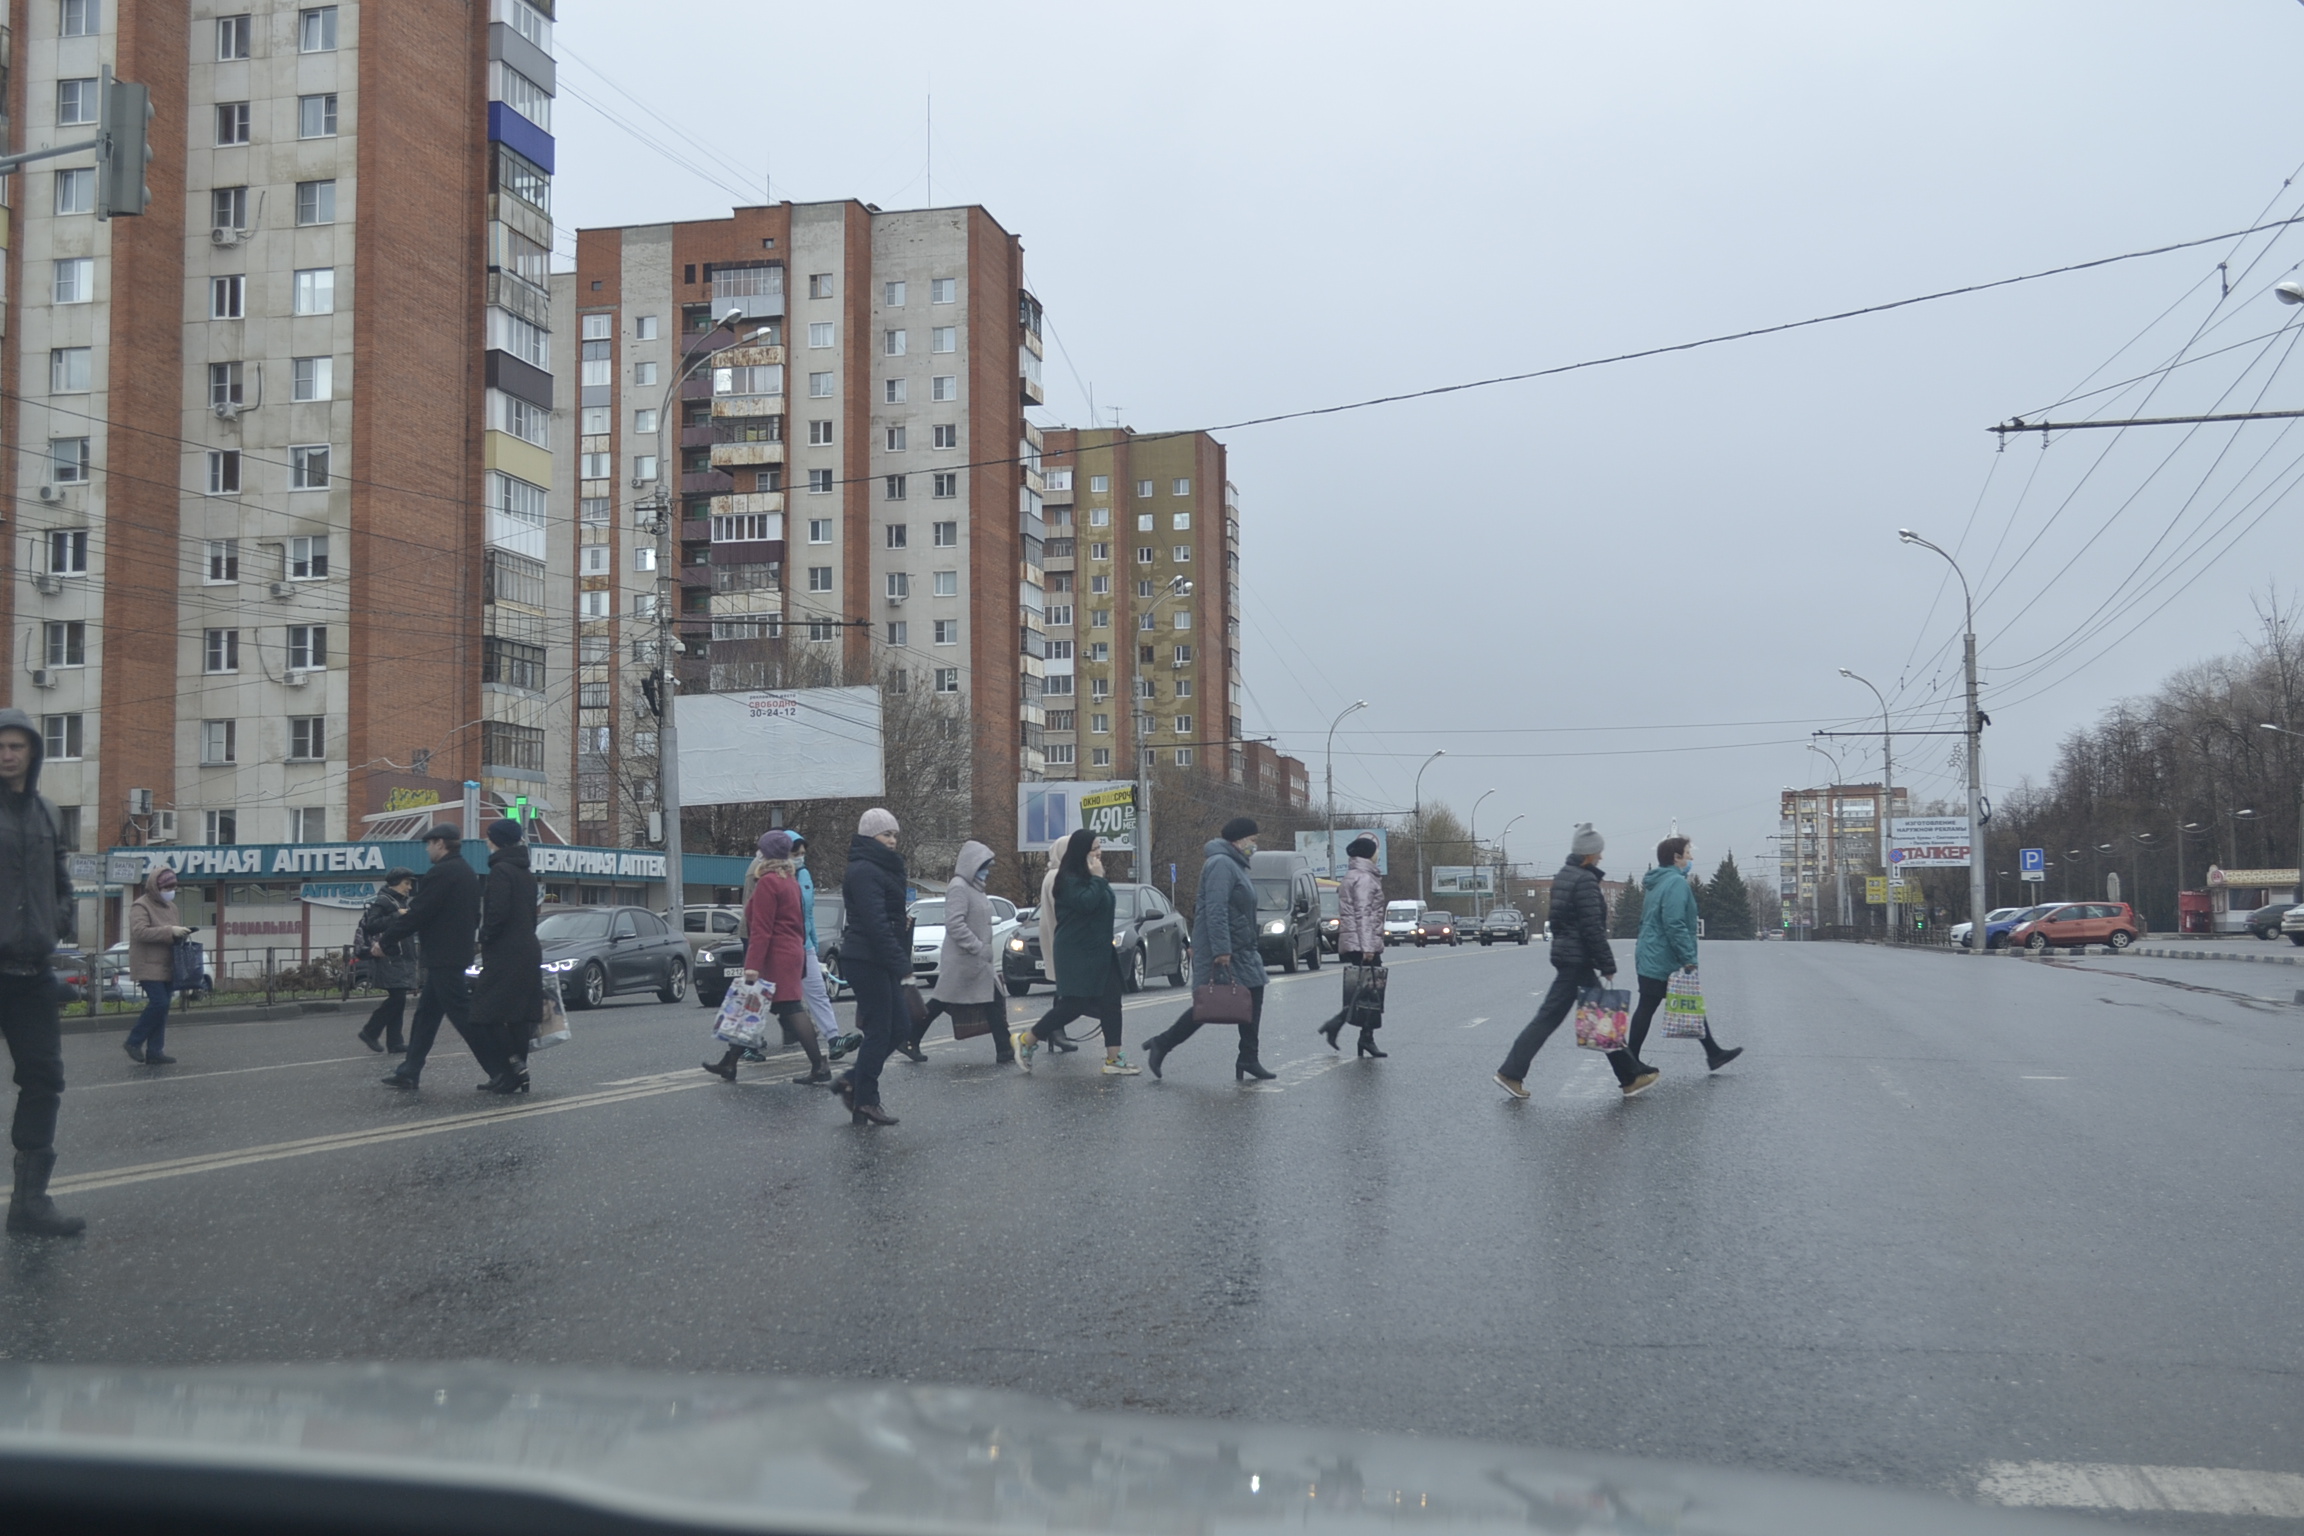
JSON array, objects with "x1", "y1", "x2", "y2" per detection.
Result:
[{"x1": 1611, "y1": 835, "x2": 1742, "y2": 1092}]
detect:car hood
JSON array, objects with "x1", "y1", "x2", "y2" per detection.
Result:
[
  {"x1": 913, "y1": 924, "x2": 946, "y2": 947},
  {"x1": 0, "y1": 1363, "x2": 2117, "y2": 1536}
]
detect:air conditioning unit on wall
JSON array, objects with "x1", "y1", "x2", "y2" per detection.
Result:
[{"x1": 29, "y1": 669, "x2": 53, "y2": 689}]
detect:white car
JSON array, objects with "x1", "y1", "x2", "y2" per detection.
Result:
[
  {"x1": 910, "y1": 894, "x2": 1020, "y2": 985},
  {"x1": 1381, "y1": 901, "x2": 1426, "y2": 945}
]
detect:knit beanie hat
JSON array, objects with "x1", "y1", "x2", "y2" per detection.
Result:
[
  {"x1": 1346, "y1": 836, "x2": 1378, "y2": 860},
  {"x1": 859, "y1": 808, "x2": 900, "y2": 838},
  {"x1": 151, "y1": 867, "x2": 177, "y2": 892},
  {"x1": 486, "y1": 818, "x2": 524, "y2": 849},
  {"x1": 1220, "y1": 816, "x2": 1260, "y2": 843},
  {"x1": 760, "y1": 830, "x2": 795, "y2": 860},
  {"x1": 1571, "y1": 823, "x2": 1605, "y2": 859}
]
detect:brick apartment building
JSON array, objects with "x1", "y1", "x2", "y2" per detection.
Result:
[
  {"x1": 5, "y1": 0, "x2": 559, "y2": 904},
  {"x1": 549, "y1": 201, "x2": 1046, "y2": 853}
]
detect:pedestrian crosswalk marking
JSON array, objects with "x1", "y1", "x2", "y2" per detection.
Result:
[
  {"x1": 1461, "y1": 1017, "x2": 1490, "y2": 1029},
  {"x1": 1977, "y1": 1461, "x2": 2304, "y2": 1518}
]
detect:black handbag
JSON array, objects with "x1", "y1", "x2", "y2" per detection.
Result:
[{"x1": 1343, "y1": 962, "x2": 1388, "y2": 1028}]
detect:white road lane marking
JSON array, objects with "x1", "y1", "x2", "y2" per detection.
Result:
[
  {"x1": 1557, "y1": 1054, "x2": 1617, "y2": 1101},
  {"x1": 7, "y1": 1078, "x2": 718, "y2": 1206},
  {"x1": 1977, "y1": 1461, "x2": 2304, "y2": 1518},
  {"x1": 1461, "y1": 1016, "x2": 1491, "y2": 1029},
  {"x1": 77, "y1": 1055, "x2": 373, "y2": 1091},
  {"x1": 2020, "y1": 1075, "x2": 2069, "y2": 1080}
]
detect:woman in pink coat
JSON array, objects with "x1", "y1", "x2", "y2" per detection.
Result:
[
  {"x1": 703, "y1": 831, "x2": 823, "y2": 1082},
  {"x1": 1317, "y1": 837, "x2": 1388, "y2": 1057}
]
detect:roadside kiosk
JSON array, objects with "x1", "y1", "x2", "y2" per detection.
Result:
[{"x1": 2203, "y1": 866, "x2": 2300, "y2": 935}]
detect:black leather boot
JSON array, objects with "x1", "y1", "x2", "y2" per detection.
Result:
[{"x1": 8, "y1": 1150, "x2": 85, "y2": 1237}]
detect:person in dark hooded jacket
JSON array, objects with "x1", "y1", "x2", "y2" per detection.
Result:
[
  {"x1": 1495, "y1": 823, "x2": 1622, "y2": 1100},
  {"x1": 832, "y1": 808, "x2": 908, "y2": 1126},
  {"x1": 0, "y1": 707, "x2": 82, "y2": 1235},
  {"x1": 468, "y1": 820, "x2": 543, "y2": 1093}
]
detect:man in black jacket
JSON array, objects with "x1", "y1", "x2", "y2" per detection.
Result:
[
  {"x1": 0, "y1": 708, "x2": 82, "y2": 1235},
  {"x1": 377, "y1": 824, "x2": 496, "y2": 1091},
  {"x1": 1497, "y1": 823, "x2": 1645, "y2": 1099}
]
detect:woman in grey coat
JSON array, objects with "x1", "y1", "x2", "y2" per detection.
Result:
[
  {"x1": 1144, "y1": 816, "x2": 1274, "y2": 1081},
  {"x1": 906, "y1": 840, "x2": 1016, "y2": 1065}
]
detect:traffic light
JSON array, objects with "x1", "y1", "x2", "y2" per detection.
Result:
[{"x1": 97, "y1": 71, "x2": 151, "y2": 220}]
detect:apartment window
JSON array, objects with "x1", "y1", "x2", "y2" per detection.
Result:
[
  {"x1": 930, "y1": 473, "x2": 958, "y2": 500},
  {"x1": 51, "y1": 258, "x2": 93, "y2": 306},
  {"x1": 931, "y1": 424, "x2": 957, "y2": 450},
  {"x1": 1136, "y1": 546, "x2": 1154, "y2": 564},
  {"x1": 579, "y1": 338, "x2": 611, "y2": 388},
  {"x1": 1047, "y1": 710, "x2": 1076, "y2": 731},
  {"x1": 293, "y1": 268, "x2": 336, "y2": 315},
  {"x1": 290, "y1": 445, "x2": 330, "y2": 489},
  {"x1": 711, "y1": 513, "x2": 774, "y2": 542},
  {"x1": 935, "y1": 668, "x2": 960, "y2": 693},
  {"x1": 1088, "y1": 475, "x2": 1109, "y2": 495},
  {"x1": 883, "y1": 378, "x2": 909, "y2": 406},
  {"x1": 632, "y1": 408, "x2": 658, "y2": 436},
  {"x1": 203, "y1": 629, "x2": 240, "y2": 674},
  {"x1": 808, "y1": 419, "x2": 834, "y2": 445},
  {"x1": 289, "y1": 535, "x2": 328, "y2": 579},
  {"x1": 1090, "y1": 541, "x2": 1112, "y2": 560},
  {"x1": 54, "y1": 169, "x2": 93, "y2": 216},
  {"x1": 211, "y1": 185, "x2": 248, "y2": 231},
  {"x1": 808, "y1": 372, "x2": 834, "y2": 398},
  {"x1": 210, "y1": 275, "x2": 245, "y2": 319},
  {"x1": 496, "y1": 145, "x2": 549, "y2": 212},
  {"x1": 885, "y1": 425, "x2": 907, "y2": 452},
  {"x1": 1047, "y1": 604, "x2": 1074, "y2": 627},
  {"x1": 217, "y1": 13, "x2": 252, "y2": 58},
  {"x1": 299, "y1": 6, "x2": 338, "y2": 52},
  {"x1": 1138, "y1": 612, "x2": 1159, "y2": 632},
  {"x1": 1087, "y1": 509, "x2": 1111, "y2": 530},
  {"x1": 933, "y1": 619, "x2": 958, "y2": 646},
  {"x1": 483, "y1": 722, "x2": 547, "y2": 774},
  {"x1": 1047, "y1": 744, "x2": 1076, "y2": 767},
  {"x1": 808, "y1": 273, "x2": 834, "y2": 299},
  {"x1": 495, "y1": 394, "x2": 549, "y2": 447},
  {"x1": 202, "y1": 810, "x2": 238, "y2": 844},
  {"x1": 805, "y1": 620, "x2": 840, "y2": 643},
  {"x1": 883, "y1": 620, "x2": 908, "y2": 646},
  {"x1": 579, "y1": 590, "x2": 609, "y2": 618},
  {"x1": 1135, "y1": 480, "x2": 1154, "y2": 498},
  {"x1": 45, "y1": 530, "x2": 88, "y2": 575},
  {"x1": 288, "y1": 807, "x2": 327, "y2": 843},
  {"x1": 1173, "y1": 512, "x2": 1192, "y2": 530},
  {"x1": 580, "y1": 545, "x2": 610, "y2": 575},
  {"x1": 932, "y1": 570, "x2": 958, "y2": 597},
  {"x1": 1173, "y1": 545, "x2": 1193, "y2": 563},
  {"x1": 1174, "y1": 611, "x2": 1193, "y2": 630},
  {"x1": 49, "y1": 438, "x2": 90, "y2": 484},
  {"x1": 286, "y1": 624, "x2": 327, "y2": 671},
  {"x1": 1138, "y1": 514, "x2": 1155, "y2": 532},
  {"x1": 1175, "y1": 645, "x2": 1195, "y2": 665},
  {"x1": 1089, "y1": 609, "x2": 1110, "y2": 629},
  {"x1": 288, "y1": 717, "x2": 327, "y2": 760},
  {"x1": 807, "y1": 321, "x2": 834, "y2": 349},
  {"x1": 882, "y1": 280, "x2": 907, "y2": 306},
  {"x1": 807, "y1": 566, "x2": 833, "y2": 592},
  {"x1": 206, "y1": 450, "x2": 241, "y2": 494},
  {"x1": 499, "y1": 65, "x2": 551, "y2": 131},
  {"x1": 1136, "y1": 579, "x2": 1156, "y2": 599},
  {"x1": 1090, "y1": 575, "x2": 1111, "y2": 595},
  {"x1": 883, "y1": 329, "x2": 907, "y2": 357},
  {"x1": 633, "y1": 453, "x2": 659, "y2": 481},
  {"x1": 50, "y1": 348, "x2": 91, "y2": 394},
  {"x1": 931, "y1": 327, "x2": 957, "y2": 353},
  {"x1": 43, "y1": 715, "x2": 83, "y2": 762},
  {"x1": 201, "y1": 720, "x2": 237, "y2": 766},
  {"x1": 295, "y1": 179, "x2": 336, "y2": 225},
  {"x1": 580, "y1": 497, "x2": 610, "y2": 525},
  {"x1": 635, "y1": 315, "x2": 659, "y2": 340},
  {"x1": 61, "y1": 0, "x2": 98, "y2": 36},
  {"x1": 206, "y1": 540, "x2": 239, "y2": 583},
  {"x1": 481, "y1": 638, "x2": 546, "y2": 693},
  {"x1": 931, "y1": 278, "x2": 956, "y2": 304},
  {"x1": 1043, "y1": 675, "x2": 1074, "y2": 697},
  {"x1": 1173, "y1": 478, "x2": 1192, "y2": 496},
  {"x1": 885, "y1": 523, "x2": 908, "y2": 549},
  {"x1": 634, "y1": 547, "x2": 658, "y2": 573},
  {"x1": 633, "y1": 360, "x2": 658, "y2": 387},
  {"x1": 206, "y1": 362, "x2": 243, "y2": 409},
  {"x1": 1091, "y1": 748, "x2": 1113, "y2": 768},
  {"x1": 881, "y1": 572, "x2": 911, "y2": 603},
  {"x1": 56, "y1": 78, "x2": 98, "y2": 127},
  {"x1": 1174, "y1": 716, "x2": 1195, "y2": 736},
  {"x1": 807, "y1": 518, "x2": 833, "y2": 543},
  {"x1": 808, "y1": 468, "x2": 834, "y2": 493},
  {"x1": 215, "y1": 102, "x2": 252, "y2": 145},
  {"x1": 292, "y1": 356, "x2": 333, "y2": 401},
  {"x1": 932, "y1": 520, "x2": 957, "y2": 547},
  {"x1": 885, "y1": 475, "x2": 907, "y2": 501}
]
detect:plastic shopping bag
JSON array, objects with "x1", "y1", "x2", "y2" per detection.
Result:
[
  {"x1": 1572, "y1": 986, "x2": 1632, "y2": 1052},
  {"x1": 712, "y1": 980, "x2": 771, "y2": 1050},
  {"x1": 1662, "y1": 969, "x2": 1708, "y2": 1039},
  {"x1": 531, "y1": 978, "x2": 572, "y2": 1051}
]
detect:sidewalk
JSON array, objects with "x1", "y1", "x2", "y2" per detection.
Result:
[{"x1": 2122, "y1": 938, "x2": 2304, "y2": 968}]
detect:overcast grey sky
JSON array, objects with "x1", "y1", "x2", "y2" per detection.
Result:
[{"x1": 554, "y1": 1, "x2": 2304, "y2": 877}]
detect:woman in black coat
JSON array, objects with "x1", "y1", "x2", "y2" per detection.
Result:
[
  {"x1": 469, "y1": 820, "x2": 543, "y2": 1094},
  {"x1": 833, "y1": 808, "x2": 908, "y2": 1126}
]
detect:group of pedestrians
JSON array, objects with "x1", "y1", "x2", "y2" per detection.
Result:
[{"x1": 375, "y1": 819, "x2": 541, "y2": 1096}]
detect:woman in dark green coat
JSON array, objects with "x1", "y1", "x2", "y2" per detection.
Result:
[{"x1": 1013, "y1": 830, "x2": 1137, "y2": 1075}]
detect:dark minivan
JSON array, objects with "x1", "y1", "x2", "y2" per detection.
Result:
[{"x1": 1248, "y1": 850, "x2": 1322, "y2": 973}]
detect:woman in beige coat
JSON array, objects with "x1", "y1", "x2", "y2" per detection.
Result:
[{"x1": 125, "y1": 868, "x2": 191, "y2": 1064}]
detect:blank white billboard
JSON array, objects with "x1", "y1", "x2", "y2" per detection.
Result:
[{"x1": 678, "y1": 687, "x2": 885, "y2": 807}]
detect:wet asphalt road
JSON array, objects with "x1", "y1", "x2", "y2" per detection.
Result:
[{"x1": 0, "y1": 939, "x2": 2298, "y2": 1520}]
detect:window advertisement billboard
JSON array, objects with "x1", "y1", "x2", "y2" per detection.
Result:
[
  {"x1": 1888, "y1": 816, "x2": 1973, "y2": 868},
  {"x1": 678, "y1": 686, "x2": 885, "y2": 806},
  {"x1": 1430, "y1": 865, "x2": 1495, "y2": 896},
  {"x1": 1017, "y1": 782, "x2": 1137, "y2": 853},
  {"x1": 1295, "y1": 829, "x2": 1390, "y2": 877}
]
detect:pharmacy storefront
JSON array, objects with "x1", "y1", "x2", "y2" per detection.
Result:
[{"x1": 100, "y1": 841, "x2": 747, "y2": 984}]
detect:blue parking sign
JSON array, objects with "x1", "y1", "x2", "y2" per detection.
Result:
[{"x1": 2020, "y1": 848, "x2": 2044, "y2": 874}]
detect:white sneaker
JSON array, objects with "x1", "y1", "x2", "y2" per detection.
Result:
[
  {"x1": 1013, "y1": 1030, "x2": 1037, "y2": 1071},
  {"x1": 1101, "y1": 1054, "x2": 1141, "y2": 1075}
]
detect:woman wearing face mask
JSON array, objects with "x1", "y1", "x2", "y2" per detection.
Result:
[
  {"x1": 1014, "y1": 830, "x2": 1137, "y2": 1074},
  {"x1": 906, "y1": 840, "x2": 1015, "y2": 1065},
  {"x1": 1607, "y1": 835, "x2": 1743, "y2": 1096},
  {"x1": 1144, "y1": 816, "x2": 1273, "y2": 1082},
  {"x1": 124, "y1": 869, "x2": 192, "y2": 1065}
]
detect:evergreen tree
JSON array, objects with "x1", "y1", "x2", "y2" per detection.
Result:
[
  {"x1": 1704, "y1": 854, "x2": 1756, "y2": 940},
  {"x1": 1610, "y1": 877, "x2": 1645, "y2": 938}
]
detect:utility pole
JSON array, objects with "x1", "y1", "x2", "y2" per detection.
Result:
[
  {"x1": 1901, "y1": 531, "x2": 1988, "y2": 948},
  {"x1": 1324, "y1": 700, "x2": 1368, "y2": 876},
  {"x1": 1413, "y1": 750, "x2": 1445, "y2": 906}
]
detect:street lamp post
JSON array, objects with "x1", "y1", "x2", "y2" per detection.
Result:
[
  {"x1": 1839, "y1": 667, "x2": 1895, "y2": 938},
  {"x1": 1496, "y1": 813, "x2": 1525, "y2": 920},
  {"x1": 1413, "y1": 749, "x2": 1446, "y2": 905},
  {"x1": 648, "y1": 309, "x2": 777, "y2": 923},
  {"x1": 1899, "y1": 530, "x2": 1988, "y2": 950},
  {"x1": 1468, "y1": 789, "x2": 1497, "y2": 908},
  {"x1": 1807, "y1": 742, "x2": 1847, "y2": 927},
  {"x1": 1324, "y1": 699, "x2": 1369, "y2": 877},
  {"x1": 2065, "y1": 849, "x2": 2085, "y2": 902}
]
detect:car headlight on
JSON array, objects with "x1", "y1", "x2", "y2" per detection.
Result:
[
  {"x1": 1007, "y1": 937, "x2": 1026, "y2": 952},
  {"x1": 464, "y1": 962, "x2": 483, "y2": 977},
  {"x1": 1113, "y1": 931, "x2": 1128, "y2": 948},
  {"x1": 543, "y1": 957, "x2": 579, "y2": 974},
  {"x1": 1265, "y1": 920, "x2": 1287, "y2": 936}
]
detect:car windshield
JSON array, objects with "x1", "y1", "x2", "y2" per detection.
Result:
[
  {"x1": 910, "y1": 900, "x2": 946, "y2": 927},
  {"x1": 536, "y1": 911, "x2": 611, "y2": 942},
  {"x1": 1320, "y1": 890, "x2": 1339, "y2": 917},
  {"x1": 1253, "y1": 880, "x2": 1293, "y2": 910},
  {"x1": 1386, "y1": 902, "x2": 1421, "y2": 918}
]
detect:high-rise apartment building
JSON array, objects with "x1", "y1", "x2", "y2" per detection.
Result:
[
  {"x1": 1037, "y1": 427, "x2": 1240, "y2": 785},
  {"x1": 553, "y1": 201, "x2": 1046, "y2": 867},
  {"x1": 7, "y1": 0, "x2": 559, "y2": 909}
]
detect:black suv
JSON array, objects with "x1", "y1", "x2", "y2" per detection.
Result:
[
  {"x1": 1003, "y1": 883, "x2": 1190, "y2": 994},
  {"x1": 1478, "y1": 907, "x2": 1531, "y2": 945}
]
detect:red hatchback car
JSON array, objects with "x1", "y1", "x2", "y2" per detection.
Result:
[{"x1": 2009, "y1": 901, "x2": 2139, "y2": 952}]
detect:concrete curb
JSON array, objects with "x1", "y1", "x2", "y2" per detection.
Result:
[
  {"x1": 58, "y1": 999, "x2": 352, "y2": 1037},
  {"x1": 2126, "y1": 945, "x2": 2304, "y2": 968}
]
